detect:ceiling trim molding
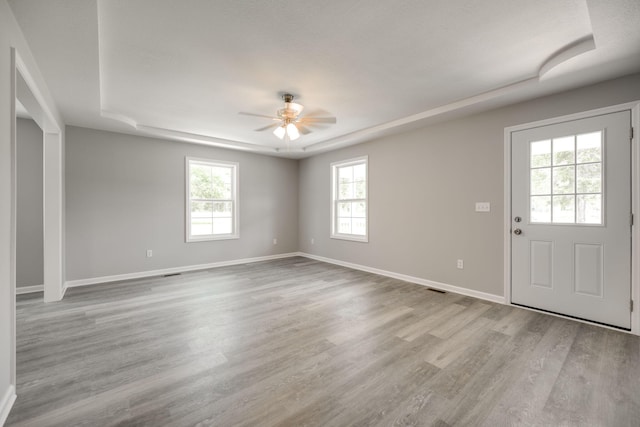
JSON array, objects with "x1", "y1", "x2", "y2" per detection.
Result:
[
  {"x1": 538, "y1": 35, "x2": 596, "y2": 79},
  {"x1": 136, "y1": 124, "x2": 279, "y2": 153}
]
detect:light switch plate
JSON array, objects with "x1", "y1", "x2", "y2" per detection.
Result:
[{"x1": 475, "y1": 202, "x2": 491, "y2": 212}]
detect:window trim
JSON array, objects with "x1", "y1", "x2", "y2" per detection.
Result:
[
  {"x1": 330, "y1": 155, "x2": 369, "y2": 242},
  {"x1": 185, "y1": 157, "x2": 239, "y2": 242}
]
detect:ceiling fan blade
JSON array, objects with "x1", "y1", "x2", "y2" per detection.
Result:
[
  {"x1": 297, "y1": 124, "x2": 312, "y2": 135},
  {"x1": 303, "y1": 109, "x2": 332, "y2": 117},
  {"x1": 254, "y1": 123, "x2": 280, "y2": 132},
  {"x1": 299, "y1": 116, "x2": 337, "y2": 124},
  {"x1": 238, "y1": 112, "x2": 278, "y2": 120}
]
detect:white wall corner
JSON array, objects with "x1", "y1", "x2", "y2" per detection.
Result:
[{"x1": 0, "y1": 385, "x2": 17, "y2": 426}]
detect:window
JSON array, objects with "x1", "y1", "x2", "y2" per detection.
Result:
[
  {"x1": 529, "y1": 131, "x2": 603, "y2": 224},
  {"x1": 331, "y1": 156, "x2": 368, "y2": 241},
  {"x1": 186, "y1": 157, "x2": 239, "y2": 241}
]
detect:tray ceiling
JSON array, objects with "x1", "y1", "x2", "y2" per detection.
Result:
[{"x1": 8, "y1": 0, "x2": 640, "y2": 157}]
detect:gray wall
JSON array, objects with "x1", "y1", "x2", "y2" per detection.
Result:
[
  {"x1": 65, "y1": 126, "x2": 299, "y2": 281},
  {"x1": 16, "y1": 118, "x2": 43, "y2": 288},
  {"x1": 299, "y1": 73, "x2": 640, "y2": 298}
]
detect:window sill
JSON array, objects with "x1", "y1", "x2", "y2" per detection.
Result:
[
  {"x1": 330, "y1": 234, "x2": 369, "y2": 243},
  {"x1": 186, "y1": 234, "x2": 240, "y2": 243}
]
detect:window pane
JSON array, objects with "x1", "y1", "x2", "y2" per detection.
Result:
[
  {"x1": 212, "y1": 166, "x2": 232, "y2": 184},
  {"x1": 352, "y1": 202, "x2": 366, "y2": 217},
  {"x1": 191, "y1": 201, "x2": 213, "y2": 218},
  {"x1": 210, "y1": 179, "x2": 230, "y2": 199},
  {"x1": 576, "y1": 163, "x2": 601, "y2": 194},
  {"x1": 531, "y1": 196, "x2": 551, "y2": 223},
  {"x1": 354, "y1": 181, "x2": 366, "y2": 198},
  {"x1": 212, "y1": 202, "x2": 232, "y2": 217},
  {"x1": 352, "y1": 218, "x2": 366, "y2": 236},
  {"x1": 577, "y1": 194, "x2": 602, "y2": 224},
  {"x1": 191, "y1": 218, "x2": 213, "y2": 235},
  {"x1": 530, "y1": 168, "x2": 551, "y2": 195},
  {"x1": 190, "y1": 165, "x2": 214, "y2": 199},
  {"x1": 338, "y1": 166, "x2": 353, "y2": 184},
  {"x1": 339, "y1": 183, "x2": 353, "y2": 200},
  {"x1": 577, "y1": 132, "x2": 601, "y2": 163},
  {"x1": 553, "y1": 136, "x2": 575, "y2": 165},
  {"x1": 337, "y1": 218, "x2": 352, "y2": 234},
  {"x1": 338, "y1": 202, "x2": 351, "y2": 216},
  {"x1": 552, "y1": 166, "x2": 575, "y2": 194},
  {"x1": 553, "y1": 195, "x2": 575, "y2": 223},
  {"x1": 212, "y1": 218, "x2": 232, "y2": 234},
  {"x1": 353, "y1": 164, "x2": 366, "y2": 182},
  {"x1": 531, "y1": 140, "x2": 551, "y2": 168}
]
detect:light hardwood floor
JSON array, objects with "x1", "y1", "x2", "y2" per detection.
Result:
[{"x1": 7, "y1": 257, "x2": 640, "y2": 426}]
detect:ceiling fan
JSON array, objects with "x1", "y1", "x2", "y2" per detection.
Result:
[{"x1": 239, "y1": 93, "x2": 336, "y2": 141}]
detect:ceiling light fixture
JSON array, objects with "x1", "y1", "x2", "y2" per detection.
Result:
[
  {"x1": 239, "y1": 93, "x2": 337, "y2": 141},
  {"x1": 273, "y1": 122, "x2": 300, "y2": 141}
]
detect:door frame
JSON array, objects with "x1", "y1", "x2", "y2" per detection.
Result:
[{"x1": 503, "y1": 101, "x2": 640, "y2": 335}]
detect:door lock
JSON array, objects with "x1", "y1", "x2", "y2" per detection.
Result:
[{"x1": 514, "y1": 216, "x2": 522, "y2": 222}]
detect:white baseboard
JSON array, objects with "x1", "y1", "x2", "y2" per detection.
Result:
[
  {"x1": 299, "y1": 252, "x2": 506, "y2": 304},
  {"x1": 64, "y1": 252, "x2": 301, "y2": 288},
  {"x1": 16, "y1": 285, "x2": 44, "y2": 295},
  {"x1": 0, "y1": 385, "x2": 16, "y2": 426}
]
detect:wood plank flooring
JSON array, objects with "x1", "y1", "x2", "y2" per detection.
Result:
[{"x1": 6, "y1": 257, "x2": 640, "y2": 426}]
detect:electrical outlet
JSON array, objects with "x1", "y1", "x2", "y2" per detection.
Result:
[
  {"x1": 311, "y1": 238, "x2": 315, "y2": 245},
  {"x1": 457, "y1": 259, "x2": 464, "y2": 269},
  {"x1": 475, "y1": 202, "x2": 491, "y2": 212},
  {"x1": 273, "y1": 238, "x2": 277, "y2": 245},
  {"x1": 146, "y1": 249, "x2": 153, "y2": 258}
]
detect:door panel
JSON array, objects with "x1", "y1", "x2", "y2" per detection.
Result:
[{"x1": 511, "y1": 110, "x2": 631, "y2": 329}]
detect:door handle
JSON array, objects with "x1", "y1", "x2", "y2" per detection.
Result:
[{"x1": 513, "y1": 228, "x2": 522, "y2": 235}]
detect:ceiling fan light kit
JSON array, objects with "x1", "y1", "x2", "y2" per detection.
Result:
[{"x1": 240, "y1": 93, "x2": 336, "y2": 142}]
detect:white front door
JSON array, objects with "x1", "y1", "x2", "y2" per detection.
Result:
[{"x1": 511, "y1": 110, "x2": 632, "y2": 329}]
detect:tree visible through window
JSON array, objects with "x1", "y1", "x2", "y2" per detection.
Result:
[
  {"x1": 186, "y1": 158, "x2": 238, "y2": 241},
  {"x1": 331, "y1": 156, "x2": 368, "y2": 241}
]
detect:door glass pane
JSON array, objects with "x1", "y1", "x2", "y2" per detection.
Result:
[
  {"x1": 530, "y1": 168, "x2": 551, "y2": 195},
  {"x1": 531, "y1": 140, "x2": 551, "y2": 168},
  {"x1": 531, "y1": 196, "x2": 551, "y2": 223},
  {"x1": 577, "y1": 132, "x2": 601, "y2": 163},
  {"x1": 552, "y1": 166, "x2": 575, "y2": 194},
  {"x1": 552, "y1": 195, "x2": 575, "y2": 223},
  {"x1": 576, "y1": 163, "x2": 601, "y2": 193},
  {"x1": 577, "y1": 194, "x2": 602, "y2": 224},
  {"x1": 553, "y1": 136, "x2": 575, "y2": 165}
]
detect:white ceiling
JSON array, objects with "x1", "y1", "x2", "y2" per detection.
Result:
[{"x1": 8, "y1": 0, "x2": 640, "y2": 158}]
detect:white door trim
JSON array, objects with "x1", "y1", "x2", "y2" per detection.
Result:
[{"x1": 504, "y1": 101, "x2": 640, "y2": 335}]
